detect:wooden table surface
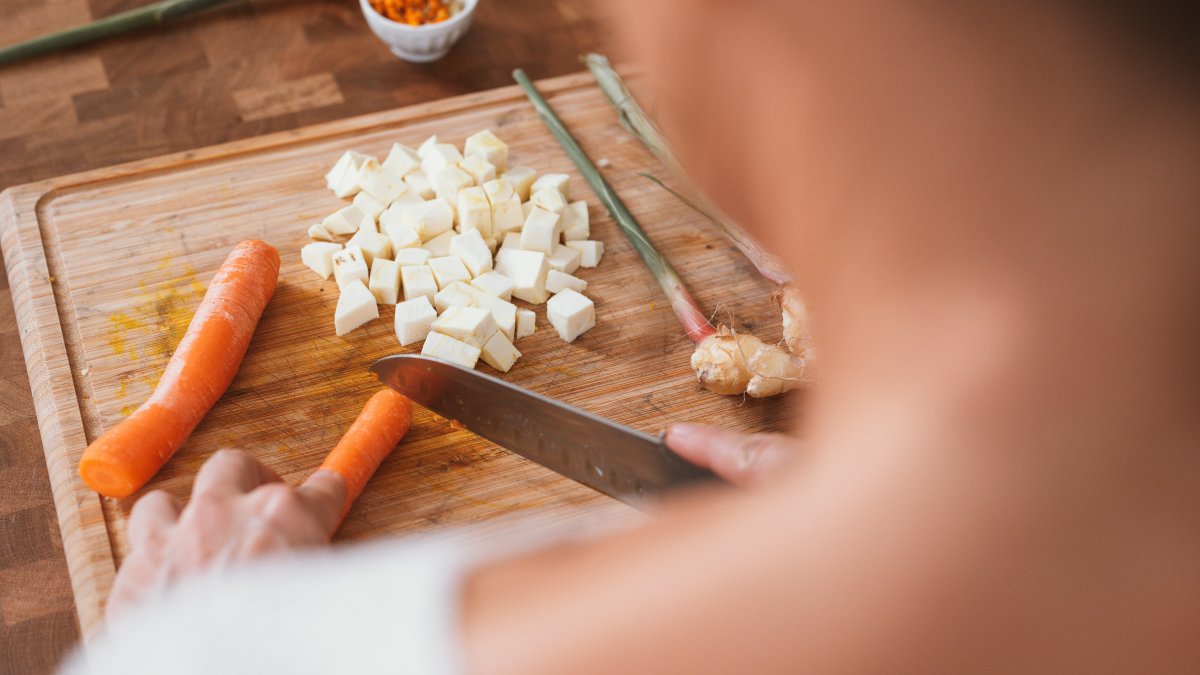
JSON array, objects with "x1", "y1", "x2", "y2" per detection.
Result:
[{"x1": 0, "y1": 1, "x2": 612, "y2": 671}]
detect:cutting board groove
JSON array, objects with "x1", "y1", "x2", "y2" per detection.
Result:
[{"x1": 0, "y1": 72, "x2": 788, "y2": 637}]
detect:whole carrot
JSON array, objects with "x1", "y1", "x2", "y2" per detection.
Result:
[
  {"x1": 319, "y1": 388, "x2": 413, "y2": 518},
  {"x1": 79, "y1": 240, "x2": 280, "y2": 498}
]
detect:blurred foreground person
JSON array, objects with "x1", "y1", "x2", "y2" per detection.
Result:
[{"x1": 67, "y1": 2, "x2": 1200, "y2": 673}]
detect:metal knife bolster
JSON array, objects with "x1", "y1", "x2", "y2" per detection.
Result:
[{"x1": 370, "y1": 355, "x2": 716, "y2": 503}]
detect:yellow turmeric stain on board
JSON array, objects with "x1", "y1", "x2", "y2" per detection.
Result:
[
  {"x1": 106, "y1": 313, "x2": 143, "y2": 356},
  {"x1": 105, "y1": 262, "x2": 206, "y2": 414},
  {"x1": 116, "y1": 373, "x2": 133, "y2": 399}
]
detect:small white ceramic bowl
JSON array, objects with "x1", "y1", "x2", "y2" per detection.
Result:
[{"x1": 359, "y1": 0, "x2": 478, "y2": 63}]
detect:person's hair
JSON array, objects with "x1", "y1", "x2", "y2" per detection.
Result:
[{"x1": 1085, "y1": 2, "x2": 1199, "y2": 77}]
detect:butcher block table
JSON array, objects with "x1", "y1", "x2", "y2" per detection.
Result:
[{"x1": 0, "y1": 2, "x2": 787, "y2": 671}]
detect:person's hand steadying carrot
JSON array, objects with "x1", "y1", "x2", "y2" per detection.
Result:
[
  {"x1": 107, "y1": 388, "x2": 412, "y2": 619},
  {"x1": 79, "y1": 240, "x2": 281, "y2": 498}
]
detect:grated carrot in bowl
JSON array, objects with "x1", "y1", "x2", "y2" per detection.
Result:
[{"x1": 368, "y1": 0, "x2": 461, "y2": 26}]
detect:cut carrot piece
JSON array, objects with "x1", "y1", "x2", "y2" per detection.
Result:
[
  {"x1": 320, "y1": 388, "x2": 413, "y2": 516},
  {"x1": 79, "y1": 241, "x2": 281, "y2": 498}
]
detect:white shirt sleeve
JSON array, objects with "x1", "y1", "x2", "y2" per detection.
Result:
[{"x1": 60, "y1": 536, "x2": 479, "y2": 675}]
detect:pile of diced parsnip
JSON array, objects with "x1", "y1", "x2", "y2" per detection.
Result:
[{"x1": 301, "y1": 130, "x2": 605, "y2": 372}]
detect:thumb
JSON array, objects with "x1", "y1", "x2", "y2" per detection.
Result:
[
  {"x1": 298, "y1": 469, "x2": 349, "y2": 538},
  {"x1": 665, "y1": 423, "x2": 797, "y2": 487}
]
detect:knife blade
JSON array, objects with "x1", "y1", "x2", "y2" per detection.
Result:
[{"x1": 370, "y1": 354, "x2": 717, "y2": 505}]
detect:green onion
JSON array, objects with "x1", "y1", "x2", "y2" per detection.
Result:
[
  {"x1": 512, "y1": 68, "x2": 715, "y2": 343},
  {"x1": 0, "y1": 0, "x2": 235, "y2": 66},
  {"x1": 583, "y1": 53, "x2": 792, "y2": 286}
]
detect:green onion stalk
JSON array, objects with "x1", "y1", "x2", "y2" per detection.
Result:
[
  {"x1": 0, "y1": 0, "x2": 235, "y2": 65},
  {"x1": 513, "y1": 68, "x2": 715, "y2": 344},
  {"x1": 514, "y1": 69, "x2": 808, "y2": 397},
  {"x1": 583, "y1": 53, "x2": 792, "y2": 287}
]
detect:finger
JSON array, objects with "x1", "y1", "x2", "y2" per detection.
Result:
[
  {"x1": 127, "y1": 490, "x2": 182, "y2": 550},
  {"x1": 665, "y1": 424, "x2": 796, "y2": 487},
  {"x1": 192, "y1": 448, "x2": 282, "y2": 498},
  {"x1": 105, "y1": 552, "x2": 159, "y2": 621},
  {"x1": 298, "y1": 469, "x2": 349, "y2": 537}
]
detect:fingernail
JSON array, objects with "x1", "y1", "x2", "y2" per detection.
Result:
[{"x1": 666, "y1": 423, "x2": 701, "y2": 442}]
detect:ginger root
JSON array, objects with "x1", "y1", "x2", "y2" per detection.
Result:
[
  {"x1": 774, "y1": 284, "x2": 813, "y2": 357},
  {"x1": 691, "y1": 325, "x2": 808, "y2": 398}
]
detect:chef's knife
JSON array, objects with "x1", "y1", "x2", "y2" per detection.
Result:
[{"x1": 370, "y1": 354, "x2": 718, "y2": 505}]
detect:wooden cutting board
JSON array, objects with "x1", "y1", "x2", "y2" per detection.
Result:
[{"x1": 0, "y1": 71, "x2": 789, "y2": 637}]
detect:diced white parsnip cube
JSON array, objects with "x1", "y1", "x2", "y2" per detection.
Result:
[
  {"x1": 391, "y1": 188, "x2": 424, "y2": 211},
  {"x1": 427, "y1": 256, "x2": 472, "y2": 290},
  {"x1": 456, "y1": 186, "x2": 493, "y2": 238},
  {"x1": 323, "y1": 205, "x2": 371, "y2": 236},
  {"x1": 561, "y1": 201, "x2": 590, "y2": 241},
  {"x1": 516, "y1": 308, "x2": 536, "y2": 339},
  {"x1": 532, "y1": 173, "x2": 570, "y2": 200},
  {"x1": 546, "y1": 288, "x2": 595, "y2": 342},
  {"x1": 459, "y1": 156, "x2": 496, "y2": 185},
  {"x1": 449, "y1": 229, "x2": 493, "y2": 277},
  {"x1": 382, "y1": 143, "x2": 420, "y2": 177},
  {"x1": 301, "y1": 242, "x2": 343, "y2": 279},
  {"x1": 393, "y1": 248, "x2": 433, "y2": 267},
  {"x1": 334, "y1": 280, "x2": 379, "y2": 336},
  {"x1": 500, "y1": 232, "x2": 522, "y2": 251},
  {"x1": 401, "y1": 265, "x2": 438, "y2": 302},
  {"x1": 475, "y1": 293, "x2": 517, "y2": 341},
  {"x1": 483, "y1": 235, "x2": 499, "y2": 254},
  {"x1": 484, "y1": 179, "x2": 524, "y2": 233},
  {"x1": 471, "y1": 271, "x2": 514, "y2": 301},
  {"x1": 347, "y1": 227, "x2": 391, "y2": 266},
  {"x1": 434, "y1": 282, "x2": 478, "y2": 313},
  {"x1": 546, "y1": 269, "x2": 587, "y2": 294},
  {"x1": 416, "y1": 134, "x2": 439, "y2": 158},
  {"x1": 482, "y1": 178, "x2": 514, "y2": 205},
  {"x1": 421, "y1": 331, "x2": 481, "y2": 369},
  {"x1": 356, "y1": 159, "x2": 407, "y2": 204},
  {"x1": 502, "y1": 165, "x2": 537, "y2": 201},
  {"x1": 565, "y1": 240, "x2": 604, "y2": 268},
  {"x1": 332, "y1": 246, "x2": 369, "y2": 289},
  {"x1": 401, "y1": 198, "x2": 454, "y2": 241},
  {"x1": 546, "y1": 244, "x2": 581, "y2": 274},
  {"x1": 404, "y1": 170, "x2": 434, "y2": 199},
  {"x1": 325, "y1": 150, "x2": 369, "y2": 191},
  {"x1": 353, "y1": 191, "x2": 387, "y2": 219},
  {"x1": 464, "y1": 129, "x2": 508, "y2": 173},
  {"x1": 451, "y1": 280, "x2": 484, "y2": 302},
  {"x1": 433, "y1": 165, "x2": 475, "y2": 213},
  {"x1": 369, "y1": 258, "x2": 401, "y2": 305},
  {"x1": 432, "y1": 306, "x2": 498, "y2": 348},
  {"x1": 381, "y1": 219, "x2": 422, "y2": 252},
  {"x1": 420, "y1": 143, "x2": 463, "y2": 179},
  {"x1": 394, "y1": 296, "x2": 437, "y2": 346},
  {"x1": 495, "y1": 248, "x2": 550, "y2": 304},
  {"x1": 485, "y1": 194, "x2": 520, "y2": 234},
  {"x1": 422, "y1": 230, "x2": 455, "y2": 257},
  {"x1": 520, "y1": 207, "x2": 561, "y2": 254},
  {"x1": 521, "y1": 200, "x2": 534, "y2": 220},
  {"x1": 329, "y1": 151, "x2": 373, "y2": 198},
  {"x1": 336, "y1": 161, "x2": 369, "y2": 199},
  {"x1": 531, "y1": 187, "x2": 567, "y2": 215},
  {"x1": 307, "y1": 223, "x2": 334, "y2": 241},
  {"x1": 480, "y1": 330, "x2": 521, "y2": 372}
]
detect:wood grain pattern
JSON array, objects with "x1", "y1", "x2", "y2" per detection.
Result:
[
  {"x1": 0, "y1": 2, "x2": 614, "y2": 670},
  {"x1": 0, "y1": 0, "x2": 616, "y2": 190},
  {"x1": 1, "y1": 72, "x2": 789, "y2": 646}
]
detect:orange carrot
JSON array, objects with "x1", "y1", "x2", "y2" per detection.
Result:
[
  {"x1": 79, "y1": 241, "x2": 280, "y2": 498},
  {"x1": 319, "y1": 388, "x2": 413, "y2": 516}
]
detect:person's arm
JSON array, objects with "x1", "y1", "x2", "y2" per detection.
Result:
[{"x1": 68, "y1": 428, "x2": 792, "y2": 674}]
